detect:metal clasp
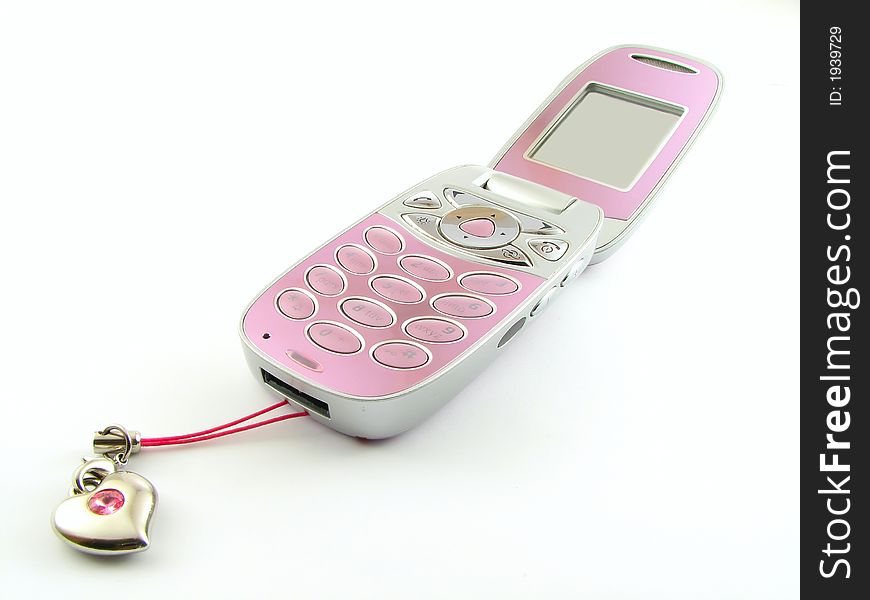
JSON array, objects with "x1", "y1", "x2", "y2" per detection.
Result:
[{"x1": 93, "y1": 424, "x2": 141, "y2": 465}]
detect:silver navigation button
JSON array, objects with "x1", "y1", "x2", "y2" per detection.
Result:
[
  {"x1": 515, "y1": 213, "x2": 565, "y2": 235},
  {"x1": 473, "y1": 244, "x2": 532, "y2": 266},
  {"x1": 528, "y1": 239, "x2": 569, "y2": 261},
  {"x1": 444, "y1": 189, "x2": 479, "y2": 206},
  {"x1": 403, "y1": 194, "x2": 442, "y2": 209},
  {"x1": 439, "y1": 206, "x2": 521, "y2": 249},
  {"x1": 402, "y1": 213, "x2": 441, "y2": 240},
  {"x1": 444, "y1": 188, "x2": 564, "y2": 234}
]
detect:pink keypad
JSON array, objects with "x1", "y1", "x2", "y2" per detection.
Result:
[
  {"x1": 459, "y1": 272, "x2": 519, "y2": 295},
  {"x1": 306, "y1": 322, "x2": 363, "y2": 354},
  {"x1": 340, "y1": 297, "x2": 395, "y2": 328},
  {"x1": 276, "y1": 288, "x2": 316, "y2": 320},
  {"x1": 404, "y1": 318, "x2": 465, "y2": 344},
  {"x1": 336, "y1": 244, "x2": 375, "y2": 275},
  {"x1": 432, "y1": 294, "x2": 494, "y2": 319},
  {"x1": 306, "y1": 265, "x2": 346, "y2": 296},
  {"x1": 370, "y1": 276, "x2": 424, "y2": 304},
  {"x1": 372, "y1": 341, "x2": 430, "y2": 369},
  {"x1": 364, "y1": 227, "x2": 404, "y2": 254},
  {"x1": 399, "y1": 255, "x2": 451, "y2": 282},
  {"x1": 243, "y1": 212, "x2": 546, "y2": 398}
]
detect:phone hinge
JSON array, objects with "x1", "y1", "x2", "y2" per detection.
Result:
[{"x1": 475, "y1": 171, "x2": 576, "y2": 214}]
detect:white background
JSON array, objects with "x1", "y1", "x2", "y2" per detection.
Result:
[{"x1": 0, "y1": 1, "x2": 799, "y2": 598}]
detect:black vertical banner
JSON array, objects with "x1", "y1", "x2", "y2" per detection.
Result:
[{"x1": 802, "y1": 4, "x2": 867, "y2": 598}]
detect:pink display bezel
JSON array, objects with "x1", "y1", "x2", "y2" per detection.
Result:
[{"x1": 492, "y1": 46, "x2": 721, "y2": 221}]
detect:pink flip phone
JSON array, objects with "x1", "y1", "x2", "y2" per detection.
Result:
[{"x1": 240, "y1": 46, "x2": 722, "y2": 438}]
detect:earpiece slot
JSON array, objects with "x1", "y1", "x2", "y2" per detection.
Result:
[{"x1": 630, "y1": 54, "x2": 697, "y2": 74}]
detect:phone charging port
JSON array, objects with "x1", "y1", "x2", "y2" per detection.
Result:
[{"x1": 261, "y1": 370, "x2": 330, "y2": 419}]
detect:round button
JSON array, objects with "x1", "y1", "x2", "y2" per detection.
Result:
[
  {"x1": 370, "y1": 275, "x2": 424, "y2": 304},
  {"x1": 364, "y1": 227, "x2": 404, "y2": 254},
  {"x1": 432, "y1": 294, "x2": 494, "y2": 319},
  {"x1": 404, "y1": 317, "x2": 465, "y2": 344},
  {"x1": 340, "y1": 297, "x2": 395, "y2": 328},
  {"x1": 398, "y1": 255, "x2": 451, "y2": 282},
  {"x1": 336, "y1": 244, "x2": 376, "y2": 275},
  {"x1": 276, "y1": 288, "x2": 317, "y2": 320},
  {"x1": 306, "y1": 265, "x2": 346, "y2": 296},
  {"x1": 306, "y1": 322, "x2": 363, "y2": 354},
  {"x1": 372, "y1": 341, "x2": 430, "y2": 369},
  {"x1": 439, "y1": 206, "x2": 520, "y2": 249},
  {"x1": 459, "y1": 272, "x2": 519, "y2": 296}
]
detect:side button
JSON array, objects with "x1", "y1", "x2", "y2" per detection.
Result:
[
  {"x1": 530, "y1": 288, "x2": 557, "y2": 317},
  {"x1": 560, "y1": 258, "x2": 586, "y2": 287},
  {"x1": 497, "y1": 318, "x2": 526, "y2": 348}
]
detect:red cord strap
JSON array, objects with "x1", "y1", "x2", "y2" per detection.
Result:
[{"x1": 141, "y1": 400, "x2": 308, "y2": 447}]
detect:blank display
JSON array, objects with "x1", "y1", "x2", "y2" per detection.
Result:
[{"x1": 528, "y1": 86, "x2": 683, "y2": 190}]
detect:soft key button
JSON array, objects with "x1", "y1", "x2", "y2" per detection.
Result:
[
  {"x1": 404, "y1": 317, "x2": 465, "y2": 344},
  {"x1": 336, "y1": 244, "x2": 376, "y2": 275},
  {"x1": 432, "y1": 294, "x2": 494, "y2": 319},
  {"x1": 306, "y1": 265, "x2": 346, "y2": 296},
  {"x1": 364, "y1": 226, "x2": 404, "y2": 255},
  {"x1": 403, "y1": 194, "x2": 441, "y2": 209},
  {"x1": 399, "y1": 255, "x2": 451, "y2": 282},
  {"x1": 372, "y1": 341, "x2": 430, "y2": 370},
  {"x1": 276, "y1": 288, "x2": 317, "y2": 320},
  {"x1": 306, "y1": 322, "x2": 363, "y2": 355},
  {"x1": 528, "y1": 239, "x2": 569, "y2": 261},
  {"x1": 459, "y1": 272, "x2": 519, "y2": 296},
  {"x1": 370, "y1": 275, "x2": 424, "y2": 304},
  {"x1": 340, "y1": 297, "x2": 395, "y2": 328}
]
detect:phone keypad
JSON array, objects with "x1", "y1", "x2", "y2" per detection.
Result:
[
  {"x1": 372, "y1": 341, "x2": 430, "y2": 370},
  {"x1": 404, "y1": 317, "x2": 465, "y2": 344},
  {"x1": 371, "y1": 275, "x2": 425, "y2": 304},
  {"x1": 336, "y1": 244, "x2": 376, "y2": 275},
  {"x1": 398, "y1": 255, "x2": 452, "y2": 281},
  {"x1": 306, "y1": 322, "x2": 363, "y2": 355},
  {"x1": 306, "y1": 265, "x2": 346, "y2": 296},
  {"x1": 340, "y1": 297, "x2": 395, "y2": 328},
  {"x1": 458, "y1": 273, "x2": 520, "y2": 295},
  {"x1": 243, "y1": 213, "x2": 546, "y2": 396},
  {"x1": 364, "y1": 226, "x2": 404, "y2": 254},
  {"x1": 276, "y1": 288, "x2": 317, "y2": 320},
  {"x1": 432, "y1": 294, "x2": 494, "y2": 319}
]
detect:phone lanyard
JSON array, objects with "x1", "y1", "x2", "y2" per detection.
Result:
[{"x1": 52, "y1": 401, "x2": 308, "y2": 555}]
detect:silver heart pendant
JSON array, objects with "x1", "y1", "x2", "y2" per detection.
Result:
[{"x1": 52, "y1": 470, "x2": 158, "y2": 555}]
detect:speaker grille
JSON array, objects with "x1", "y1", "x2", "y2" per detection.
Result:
[{"x1": 631, "y1": 54, "x2": 697, "y2": 74}]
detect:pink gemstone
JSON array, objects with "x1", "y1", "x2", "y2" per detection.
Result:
[{"x1": 88, "y1": 489, "x2": 125, "y2": 515}]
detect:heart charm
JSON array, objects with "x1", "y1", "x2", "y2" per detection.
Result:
[{"x1": 52, "y1": 470, "x2": 158, "y2": 555}]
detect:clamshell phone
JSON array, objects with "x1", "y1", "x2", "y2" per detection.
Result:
[{"x1": 240, "y1": 46, "x2": 722, "y2": 438}]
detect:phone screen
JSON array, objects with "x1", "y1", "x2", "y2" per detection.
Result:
[{"x1": 527, "y1": 85, "x2": 684, "y2": 191}]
